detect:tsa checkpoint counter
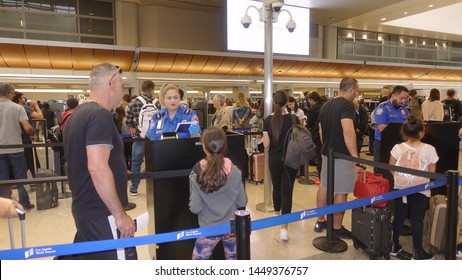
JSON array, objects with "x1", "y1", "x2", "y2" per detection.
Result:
[{"x1": 145, "y1": 131, "x2": 246, "y2": 260}]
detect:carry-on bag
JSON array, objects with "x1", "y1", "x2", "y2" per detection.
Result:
[
  {"x1": 35, "y1": 168, "x2": 59, "y2": 210},
  {"x1": 353, "y1": 169, "x2": 389, "y2": 207},
  {"x1": 426, "y1": 195, "x2": 462, "y2": 252},
  {"x1": 248, "y1": 152, "x2": 264, "y2": 184},
  {"x1": 351, "y1": 206, "x2": 391, "y2": 259},
  {"x1": 8, "y1": 208, "x2": 26, "y2": 249}
]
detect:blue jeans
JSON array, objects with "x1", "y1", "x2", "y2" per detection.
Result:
[
  {"x1": 130, "y1": 141, "x2": 145, "y2": 193},
  {"x1": 0, "y1": 152, "x2": 31, "y2": 208}
]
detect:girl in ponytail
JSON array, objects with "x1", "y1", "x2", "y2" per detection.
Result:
[{"x1": 189, "y1": 127, "x2": 247, "y2": 260}]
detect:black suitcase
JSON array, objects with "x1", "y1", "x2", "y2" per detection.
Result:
[
  {"x1": 35, "y1": 169, "x2": 59, "y2": 210},
  {"x1": 351, "y1": 206, "x2": 391, "y2": 260}
]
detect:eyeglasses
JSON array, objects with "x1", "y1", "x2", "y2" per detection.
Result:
[{"x1": 109, "y1": 65, "x2": 122, "y2": 86}]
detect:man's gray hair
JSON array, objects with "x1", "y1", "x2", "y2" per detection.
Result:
[
  {"x1": 0, "y1": 83, "x2": 15, "y2": 97},
  {"x1": 89, "y1": 63, "x2": 119, "y2": 89},
  {"x1": 339, "y1": 77, "x2": 358, "y2": 92}
]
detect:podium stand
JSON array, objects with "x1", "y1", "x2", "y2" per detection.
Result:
[
  {"x1": 145, "y1": 131, "x2": 246, "y2": 260},
  {"x1": 381, "y1": 121, "x2": 460, "y2": 195}
]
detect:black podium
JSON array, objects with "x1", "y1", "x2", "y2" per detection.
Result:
[
  {"x1": 380, "y1": 121, "x2": 461, "y2": 195},
  {"x1": 145, "y1": 131, "x2": 246, "y2": 260}
]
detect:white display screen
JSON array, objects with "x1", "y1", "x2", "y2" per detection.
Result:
[{"x1": 226, "y1": 0, "x2": 310, "y2": 55}]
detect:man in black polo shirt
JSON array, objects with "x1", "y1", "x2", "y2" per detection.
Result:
[{"x1": 63, "y1": 63, "x2": 137, "y2": 260}]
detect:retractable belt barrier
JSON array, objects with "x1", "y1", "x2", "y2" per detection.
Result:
[
  {"x1": 0, "y1": 176, "x2": 449, "y2": 260},
  {"x1": 0, "y1": 143, "x2": 456, "y2": 260}
]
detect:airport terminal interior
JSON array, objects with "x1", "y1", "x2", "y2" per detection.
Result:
[{"x1": 1, "y1": 0, "x2": 462, "y2": 260}]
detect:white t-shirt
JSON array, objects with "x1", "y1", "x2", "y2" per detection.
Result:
[{"x1": 390, "y1": 142, "x2": 439, "y2": 197}]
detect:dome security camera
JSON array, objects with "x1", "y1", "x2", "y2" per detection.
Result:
[
  {"x1": 241, "y1": 14, "x2": 252, "y2": 28},
  {"x1": 286, "y1": 19, "x2": 296, "y2": 33},
  {"x1": 272, "y1": 1, "x2": 283, "y2": 12}
]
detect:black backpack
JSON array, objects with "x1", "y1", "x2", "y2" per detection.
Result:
[
  {"x1": 282, "y1": 115, "x2": 316, "y2": 169},
  {"x1": 443, "y1": 104, "x2": 456, "y2": 121}
]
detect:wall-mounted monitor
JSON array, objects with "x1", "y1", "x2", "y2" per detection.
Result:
[{"x1": 226, "y1": 0, "x2": 310, "y2": 55}]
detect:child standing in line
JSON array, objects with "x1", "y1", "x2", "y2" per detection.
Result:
[
  {"x1": 389, "y1": 116, "x2": 438, "y2": 260},
  {"x1": 189, "y1": 127, "x2": 247, "y2": 260}
]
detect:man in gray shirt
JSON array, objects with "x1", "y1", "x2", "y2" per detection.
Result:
[{"x1": 0, "y1": 83, "x2": 36, "y2": 211}]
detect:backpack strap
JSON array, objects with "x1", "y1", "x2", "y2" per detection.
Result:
[{"x1": 136, "y1": 95, "x2": 147, "y2": 105}]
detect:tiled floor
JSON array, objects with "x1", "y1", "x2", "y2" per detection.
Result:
[{"x1": 1, "y1": 145, "x2": 461, "y2": 260}]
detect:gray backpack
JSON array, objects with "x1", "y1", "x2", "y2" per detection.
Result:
[{"x1": 283, "y1": 115, "x2": 316, "y2": 169}]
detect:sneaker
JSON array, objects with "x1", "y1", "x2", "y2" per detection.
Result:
[
  {"x1": 129, "y1": 191, "x2": 138, "y2": 197},
  {"x1": 314, "y1": 220, "x2": 326, "y2": 232},
  {"x1": 412, "y1": 248, "x2": 434, "y2": 260},
  {"x1": 389, "y1": 243, "x2": 403, "y2": 257},
  {"x1": 280, "y1": 228, "x2": 289, "y2": 241},
  {"x1": 333, "y1": 226, "x2": 352, "y2": 240},
  {"x1": 25, "y1": 204, "x2": 35, "y2": 212},
  {"x1": 456, "y1": 243, "x2": 462, "y2": 258},
  {"x1": 123, "y1": 202, "x2": 137, "y2": 211}
]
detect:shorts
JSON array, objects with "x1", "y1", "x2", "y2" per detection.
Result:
[{"x1": 320, "y1": 154, "x2": 356, "y2": 194}]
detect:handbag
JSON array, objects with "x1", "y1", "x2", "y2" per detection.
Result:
[{"x1": 353, "y1": 170, "x2": 389, "y2": 207}]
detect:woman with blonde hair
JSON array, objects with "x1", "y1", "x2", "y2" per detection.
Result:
[{"x1": 233, "y1": 92, "x2": 252, "y2": 128}]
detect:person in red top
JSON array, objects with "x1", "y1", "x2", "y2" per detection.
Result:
[{"x1": 60, "y1": 97, "x2": 79, "y2": 132}]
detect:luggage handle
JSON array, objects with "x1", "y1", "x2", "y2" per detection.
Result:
[{"x1": 8, "y1": 208, "x2": 26, "y2": 249}]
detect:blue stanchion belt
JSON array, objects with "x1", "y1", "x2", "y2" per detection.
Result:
[{"x1": 0, "y1": 177, "x2": 451, "y2": 260}]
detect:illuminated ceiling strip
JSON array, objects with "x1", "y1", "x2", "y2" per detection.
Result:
[
  {"x1": 0, "y1": 74, "x2": 89, "y2": 79},
  {"x1": 15, "y1": 89, "x2": 86, "y2": 93}
]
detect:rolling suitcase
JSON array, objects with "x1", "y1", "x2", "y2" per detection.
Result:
[
  {"x1": 35, "y1": 169, "x2": 59, "y2": 210},
  {"x1": 248, "y1": 152, "x2": 264, "y2": 184},
  {"x1": 8, "y1": 208, "x2": 26, "y2": 249},
  {"x1": 352, "y1": 206, "x2": 391, "y2": 259},
  {"x1": 426, "y1": 195, "x2": 462, "y2": 252}
]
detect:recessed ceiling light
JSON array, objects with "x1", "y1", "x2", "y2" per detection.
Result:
[
  {"x1": 403, "y1": 11, "x2": 408, "y2": 15},
  {"x1": 429, "y1": 4, "x2": 433, "y2": 8},
  {"x1": 381, "y1": 17, "x2": 387, "y2": 21}
]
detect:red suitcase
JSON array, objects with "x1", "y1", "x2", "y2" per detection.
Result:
[{"x1": 353, "y1": 170, "x2": 389, "y2": 207}]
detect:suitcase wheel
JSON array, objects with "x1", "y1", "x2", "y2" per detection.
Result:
[{"x1": 353, "y1": 239, "x2": 359, "y2": 249}]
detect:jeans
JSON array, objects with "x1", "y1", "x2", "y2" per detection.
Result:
[
  {"x1": 130, "y1": 141, "x2": 145, "y2": 193},
  {"x1": 0, "y1": 152, "x2": 31, "y2": 208}
]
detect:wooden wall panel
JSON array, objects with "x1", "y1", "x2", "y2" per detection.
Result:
[
  {"x1": 93, "y1": 49, "x2": 115, "y2": 67},
  {"x1": 153, "y1": 53, "x2": 176, "y2": 72},
  {"x1": 213, "y1": 57, "x2": 239, "y2": 74},
  {"x1": 199, "y1": 56, "x2": 224, "y2": 74},
  {"x1": 48, "y1": 46, "x2": 72, "y2": 69},
  {"x1": 113, "y1": 50, "x2": 134, "y2": 71},
  {"x1": 24, "y1": 45, "x2": 51, "y2": 68},
  {"x1": 169, "y1": 54, "x2": 193, "y2": 73},
  {"x1": 136, "y1": 52, "x2": 158, "y2": 72},
  {"x1": 0, "y1": 44, "x2": 28, "y2": 68},
  {"x1": 185, "y1": 55, "x2": 208, "y2": 73},
  {"x1": 227, "y1": 58, "x2": 253, "y2": 75},
  {"x1": 71, "y1": 48, "x2": 93, "y2": 70}
]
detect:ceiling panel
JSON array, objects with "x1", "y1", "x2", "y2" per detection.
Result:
[
  {"x1": 48, "y1": 46, "x2": 72, "y2": 69},
  {"x1": 136, "y1": 52, "x2": 158, "y2": 72},
  {"x1": 71, "y1": 48, "x2": 93, "y2": 70},
  {"x1": 227, "y1": 57, "x2": 254, "y2": 75},
  {"x1": 170, "y1": 54, "x2": 193, "y2": 73},
  {"x1": 0, "y1": 44, "x2": 28, "y2": 68},
  {"x1": 153, "y1": 53, "x2": 176, "y2": 72},
  {"x1": 184, "y1": 55, "x2": 208, "y2": 73},
  {"x1": 113, "y1": 50, "x2": 134, "y2": 71},
  {"x1": 24, "y1": 45, "x2": 51, "y2": 69},
  {"x1": 199, "y1": 56, "x2": 224, "y2": 74}
]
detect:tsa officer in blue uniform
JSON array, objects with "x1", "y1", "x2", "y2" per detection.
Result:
[
  {"x1": 145, "y1": 84, "x2": 201, "y2": 140},
  {"x1": 373, "y1": 85, "x2": 409, "y2": 172}
]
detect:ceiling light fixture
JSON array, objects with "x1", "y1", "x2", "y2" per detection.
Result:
[
  {"x1": 381, "y1": 18, "x2": 387, "y2": 21},
  {"x1": 429, "y1": 4, "x2": 434, "y2": 8}
]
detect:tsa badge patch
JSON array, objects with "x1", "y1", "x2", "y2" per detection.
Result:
[{"x1": 375, "y1": 108, "x2": 384, "y2": 115}]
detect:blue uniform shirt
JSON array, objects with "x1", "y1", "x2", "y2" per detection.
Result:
[
  {"x1": 145, "y1": 107, "x2": 201, "y2": 140},
  {"x1": 373, "y1": 100, "x2": 408, "y2": 141}
]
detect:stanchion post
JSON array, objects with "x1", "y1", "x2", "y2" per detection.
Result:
[
  {"x1": 235, "y1": 210, "x2": 251, "y2": 260},
  {"x1": 326, "y1": 148, "x2": 335, "y2": 241},
  {"x1": 445, "y1": 170, "x2": 458, "y2": 260}
]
